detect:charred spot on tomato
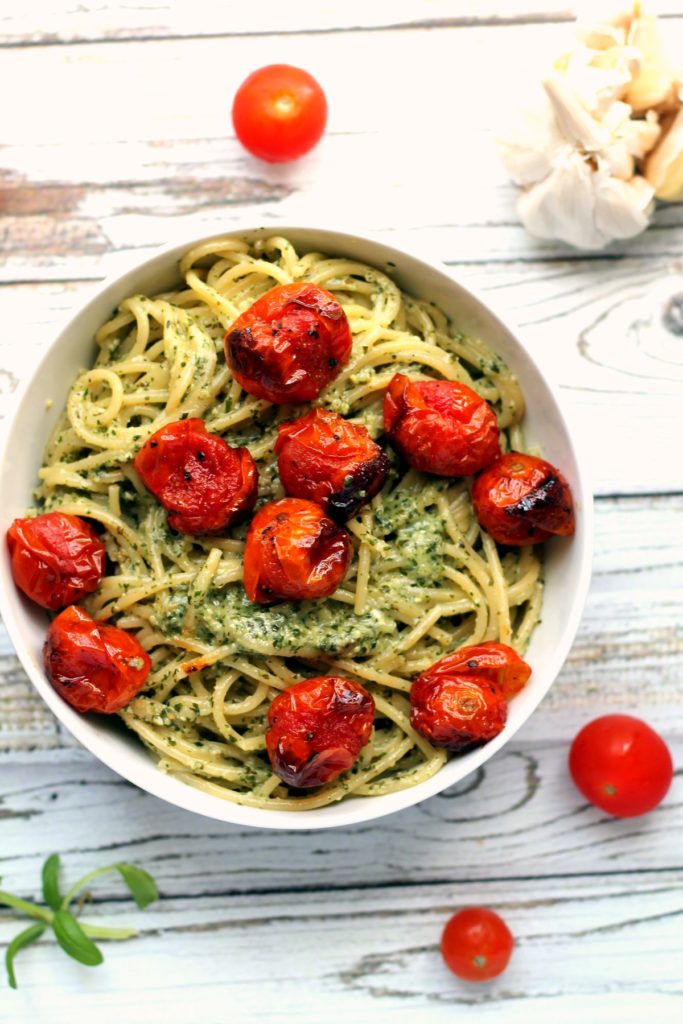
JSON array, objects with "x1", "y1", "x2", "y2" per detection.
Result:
[
  {"x1": 504, "y1": 473, "x2": 574, "y2": 532},
  {"x1": 265, "y1": 676, "x2": 375, "y2": 788},
  {"x1": 327, "y1": 449, "x2": 391, "y2": 520}
]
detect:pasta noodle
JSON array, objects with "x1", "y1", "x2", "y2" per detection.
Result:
[{"x1": 34, "y1": 236, "x2": 542, "y2": 809}]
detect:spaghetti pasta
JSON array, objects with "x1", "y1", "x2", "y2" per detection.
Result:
[{"x1": 34, "y1": 235, "x2": 542, "y2": 809}]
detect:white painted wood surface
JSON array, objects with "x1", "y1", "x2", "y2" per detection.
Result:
[{"x1": 1, "y1": 3, "x2": 682, "y2": 1021}]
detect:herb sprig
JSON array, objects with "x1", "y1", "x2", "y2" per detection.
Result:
[{"x1": 0, "y1": 854, "x2": 158, "y2": 988}]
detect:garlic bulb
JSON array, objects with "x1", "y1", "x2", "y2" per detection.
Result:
[
  {"x1": 500, "y1": 75, "x2": 657, "y2": 250},
  {"x1": 500, "y1": 2, "x2": 683, "y2": 250}
]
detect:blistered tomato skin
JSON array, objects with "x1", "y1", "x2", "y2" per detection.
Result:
[
  {"x1": 423, "y1": 642, "x2": 532, "y2": 700},
  {"x1": 472, "y1": 451, "x2": 575, "y2": 545},
  {"x1": 7, "y1": 513, "x2": 106, "y2": 611},
  {"x1": 275, "y1": 408, "x2": 390, "y2": 520},
  {"x1": 134, "y1": 418, "x2": 258, "y2": 534},
  {"x1": 225, "y1": 283, "x2": 352, "y2": 404},
  {"x1": 243, "y1": 498, "x2": 352, "y2": 604},
  {"x1": 266, "y1": 676, "x2": 375, "y2": 787},
  {"x1": 44, "y1": 605, "x2": 151, "y2": 714},
  {"x1": 410, "y1": 673, "x2": 507, "y2": 752},
  {"x1": 383, "y1": 373, "x2": 500, "y2": 477}
]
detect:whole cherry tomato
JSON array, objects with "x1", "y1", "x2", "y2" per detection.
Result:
[
  {"x1": 266, "y1": 675, "x2": 375, "y2": 788},
  {"x1": 383, "y1": 373, "x2": 500, "y2": 477},
  {"x1": 225, "y1": 282, "x2": 352, "y2": 404},
  {"x1": 423, "y1": 642, "x2": 532, "y2": 700},
  {"x1": 44, "y1": 605, "x2": 151, "y2": 714},
  {"x1": 472, "y1": 451, "x2": 575, "y2": 545},
  {"x1": 410, "y1": 650, "x2": 513, "y2": 751},
  {"x1": 7, "y1": 512, "x2": 106, "y2": 611},
  {"x1": 569, "y1": 715, "x2": 673, "y2": 817},
  {"x1": 232, "y1": 64, "x2": 327, "y2": 163},
  {"x1": 441, "y1": 907, "x2": 514, "y2": 982},
  {"x1": 134, "y1": 418, "x2": 258, "y2": 534},
  {"x1": 243, "y1": 498, "x2": 352, "y2": 604},
  {"x1": 275, "y1": 408, "x2": 389, "y2": 520}
]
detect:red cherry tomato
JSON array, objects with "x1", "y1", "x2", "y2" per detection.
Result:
[
  {"x1": 266, "y1": 675, "x2": 375, "y2": 788},
  {"x1": 243, "y1": 498, "x2": 352, "y2": 604},
  {"x1": 472, "y1": 451, "x2": 575, "y2": 545},
  {"x1": 134, "y1": 418, "x2": 258, "y2": 534},
  {"x1": 410, "y1": 649, "x2": 512, "y2": 752},
  {"x1": 44, "y1": 605, "x2": 151, "y2": 714},
  {"x1": 441, "y1": 907, "x2": 514, "y2": 982},
  {"x1": 423, "y1": 642, "x2": 532, "y2": 700},
  {"x1": 275, "y1": 409, "x2": 389, "y2": 520},
  {"x1": 7, "y1": 512, "x2": 106, "y2": 611},
  {"x1": 569, "y1": 715, "x2": 673, "y2": 817},
  {"x1": 383, "y1": 373, "x2": 500, "y2": 477},
  {"x1": 232, "y1": 64, "x2": 327, "y2": 163},
  {"x1": 225, "y1": 283, "x2": 352, "y2": 405}
]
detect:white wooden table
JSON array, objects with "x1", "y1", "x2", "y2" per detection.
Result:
[{"x1": 1, "y1": 3, "x2": 682, "y2": 1021}]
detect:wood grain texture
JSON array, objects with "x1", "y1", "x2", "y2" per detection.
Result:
[{"x1": 1, "y1": 4, "x2": 683, "y2": 1019}]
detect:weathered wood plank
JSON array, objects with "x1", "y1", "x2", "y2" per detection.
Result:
[
  {"x1": 1, "y1": 873, "x2": 681, "y2": 1022},
  {"x1": 0, "y1": 736, "x2": 681, "y2": 891},
  {"x1": 0, "y1": 1, "x2": 579, "y2": 48},
  {"x1": 4, "y1": 1, "x2": 683, "y2": 49}
]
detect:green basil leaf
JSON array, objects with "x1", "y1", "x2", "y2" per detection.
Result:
[
  {"x1": 51, "y1": 911, "x2": 103, "y2": 967},
  {"x1": 5, "y1": 923, "x2": 46, "y2": 989},
  {"x1": 41, "y1": 854, "x2": 62, "y2": 912},
  {"x1": 114, "y1": 864, "x2": 158, "y2": 909}
]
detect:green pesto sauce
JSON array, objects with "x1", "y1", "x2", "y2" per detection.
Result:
[{"x1": 157, "y1": 474, "x2": 446, "y2": 658}]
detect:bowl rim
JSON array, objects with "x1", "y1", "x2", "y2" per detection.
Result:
[{"x1": 0, "y1": 223, "x2": 593, "y2": 830}]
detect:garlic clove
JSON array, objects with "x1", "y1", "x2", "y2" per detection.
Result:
[
  {"x1": 593, "y1": 167, "x2": 654, "y2": 238},
  {"x1": 624, "y1": 4, "x2": 677, "y2": 113},
  {"x1": 577, "y1": 22, "x2": 626, "y2": 51},
  {"x1": 619, "y1": 108, "x2": 661, "y2": 158},
  {"x1": 517, "y1": 151, "x2": 608, "y2": 250},
  {"x1": 542, "y1": 75, "x2": 609, "y2": 151},
  {"x1": 645, "y1": 107, "x2": 683, "y2": 201}
]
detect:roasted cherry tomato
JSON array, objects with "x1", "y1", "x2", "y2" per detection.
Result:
[
  {"x1": 410, "y1": 649, "x2": 513, "y2": 751},
  {"x1": 134, "y1": 418, "x2": 258, "y2": 534},
  {"x1": 383, "y1": 373, "x2": 500, "y2": 477},
  {"x1": 441, "y1": 907, "x2": 514, "y2": 982},
  {"x1": 232, "y1": 64, "x2": 327, "y2": 163},
  {"x1": 7, "y1": 512, "x2": 106, "y2": 611},
  {"x1": 44, "y1": 605, "x2": 151, "y2": 714},
  {"x1": 569, "y1": 715, "x2": 673, "y2": 818},
  {"x1": 225, "y1": 283, "x2": 352, "y2": 404},
  {"x1": 266, "y1": 675, "x2": 374, "y2": 788},
  {"x1": 422, "y1": 642, "x2": 532, "y2": 700},
  {"x1": 243, "y1": 498, "x2": 352, "y2": 604},
  {"x1": 275, "y1": 408, "x2": 389, "y2": 520},
  {"x1": 472, "y1": 451, "x2": 575, "y2": 545}
]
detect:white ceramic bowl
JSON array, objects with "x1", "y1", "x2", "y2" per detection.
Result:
[{"x1": 0, "y1": 226, "x2": 592, "y2": 830}]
